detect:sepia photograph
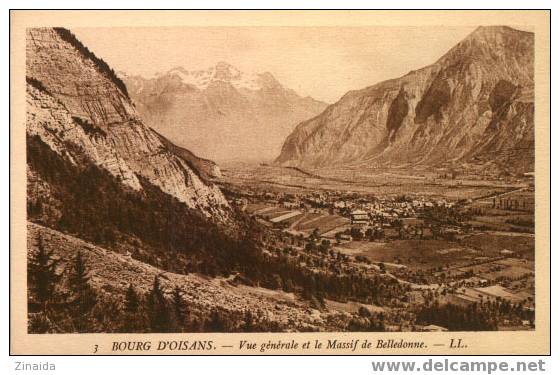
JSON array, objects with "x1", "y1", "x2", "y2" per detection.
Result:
[{"x1": 9, "y1": 9, "x2": 550, "y2": 355}]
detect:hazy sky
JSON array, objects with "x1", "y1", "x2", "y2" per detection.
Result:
[{"x1": 73, "y1": 26, "x2": 479, "y2": 103}]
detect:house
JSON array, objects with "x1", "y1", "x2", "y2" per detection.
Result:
[
  {"x1": 282, "y1": 202, "x2": 299, "y2": 209},
  {"x1": 384, "y1": 325, "x2": 401, "y2": 332},
  {"x1": 333, "y1": 201, "x2": 346, "y2": 209},
  {"x1": 420, "y1": 324, "x2": 448, "y2": 332},
  {"x1": 350, "y1": 209, "x2": 369, "y2": 225}
]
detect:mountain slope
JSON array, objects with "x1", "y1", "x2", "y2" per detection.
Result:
[
  {"x1": 152, "y1": 129, "x2": 222, "y2": 181},
  {"x1": 26, "y1": 28, "x2": 228, "y2": 219},
  {"x1": 27, "y1": 222, "x2": 334, "y2": 332},
  {"x1": 276, "y1": 26, "x2": 534, "y2": 175},
  {"x1": 122, "y1": 62, "x2": 327, "y2": 162}
]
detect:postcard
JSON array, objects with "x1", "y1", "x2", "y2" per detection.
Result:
[{"x1": 10, "y1": 10, "x2": 550, "y2": 355}]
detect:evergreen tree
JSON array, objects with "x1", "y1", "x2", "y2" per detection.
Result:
[
  {"x1": 124, "y1": 284, "x2": 139, "y2": 314},
  {"x1": 68, "y1": 251, "x2": 97, "y2": 331},
  {"x1": 243, "y1": 310, "x2": 254, "y2": 332},
  {"x1": 120, "y1": 284, "x2": 145, "y2": 332},
  {"x1": 171, "y1": 285, "x2": 187, "y2": 331},
  {"x1": 28, "y1": 235, "x2": 60, "y2": 310},
  {"x1": 69, "y1": 251, "x2": 97, "y2": 314},
  {"x1": 146, "y1": 275, "x2": 171, "y2": 332},
  {"x1": 207, "y1": 310, "x2": 225, "y2": 332}
]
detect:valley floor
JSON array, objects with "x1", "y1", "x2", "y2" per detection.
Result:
[
  {"x1": 216, "y1": 164, "x2": 535, "y2": 331},
  {"x1": 26, "y1": 162, "x2": 536, "y2": 333}
]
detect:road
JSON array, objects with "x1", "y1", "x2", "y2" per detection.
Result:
[{"x1": 472, "y1": 186, "x2": 527, "y2": 202}]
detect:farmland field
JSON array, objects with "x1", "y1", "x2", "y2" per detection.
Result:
[
  {"x1": 460, "y1": 232, "x2": 535, "y2": 259},
  {"x1": 335, "y1": 231, "x2": 534, "y2": 271},
  {"x1": 467, "y1": 213, "x2": 534, "y2": 233},
  {"x1": 335, "y1": 239, "x2": 482, "y2": 270},
  {"x1": 295, "y1": 214, "x2": 350, "y2": 234},
  {"x1": 221, "y1": 164, "x2": 520, "y2": 200}
]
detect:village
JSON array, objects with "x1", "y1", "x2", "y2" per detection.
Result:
[
  {"x1": 221, "y1": 179, "x2": 535, "y2": 331},
  {"x1": 235, "y1": 189, "x2": 463, "y2": 242}
]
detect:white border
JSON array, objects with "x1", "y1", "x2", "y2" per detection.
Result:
[{"x1": 2, "y1": 2, "x2": 556, "y2": 374}]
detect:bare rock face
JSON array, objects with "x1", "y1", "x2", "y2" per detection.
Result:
[
  {"x1": 26, "y1": 28, "x2": 229, "y2": 219},
  {"x1": 122, "y1": 63, "x2": 328, "y2": 162},
  {"x1": 276, "y1": 26, "x2": 534, "y2": 175}
]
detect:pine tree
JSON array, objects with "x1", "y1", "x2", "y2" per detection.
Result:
[
  {"x1": 171, "y1": 286, "x2": 187, "y2": 331},
  {"x1": 146, "y1": 275, "x2": 171, "y2": 332},
  {"x1": 69, "y1": 251, "x2": 97, "y2": 330},
  {"x1": 207, "y1": 310, "x2": 225, "y2": 332},
  {"x1": 124, "y1": 284, "x2": 139, "y2": 314},
  {"x1": 243, "y1": 310, "x2": 254, "y2": 332},
  {"x1": 120, "y1": 284, "x2": 144, "y2": 332},
  {"x1": 28, "y1": 235, "x2": 60, "y2": 310}
]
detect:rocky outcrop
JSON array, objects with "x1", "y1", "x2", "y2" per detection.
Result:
[
  {"x1": 276, "y1": 26, "x2": 534, "y2": 175},
  {"x1": 122, "y1": 63, "x2": 327, "y2": 162},
  {"x1": 26, "y1": 28, "x2": 228, "y2": 219}
]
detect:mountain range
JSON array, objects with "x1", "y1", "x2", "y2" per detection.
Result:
[
  {"x1": 23, "y1": 25, "x2": 537, "y2": 335},
  {"x1": 121, "y1": 63, "x2": 327, "y2": 162},
  {"x1": 25, "y1": 28, "x2": 392, "y2": 334},
  {"x1": 275, "y1": 26, "x2": 534, "y2": 176}
]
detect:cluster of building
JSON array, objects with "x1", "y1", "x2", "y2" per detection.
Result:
[
  {"x1": 233, "y1": 188, "x2": 466, "y2": 243},
  {"x1": 281, "y1": 191, "x2": 455, "y2": 220}
]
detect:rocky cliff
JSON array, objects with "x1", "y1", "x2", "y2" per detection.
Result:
[
  {"x1": 276, "y1": 26, "x2": 534, "y2": 175},
  {"x1": 122, "y1": 63, "x2": 327, "y2": 162},
  {"x1": 26, "y1": 28, "x2": 228, "y2": 219}
]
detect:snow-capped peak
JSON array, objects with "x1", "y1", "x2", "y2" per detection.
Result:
[{"x1": 167, "y1": 62, "x2": 265, "y2": 91}]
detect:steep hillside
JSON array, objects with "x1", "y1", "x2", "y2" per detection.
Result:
[
  {"x1": 122, "y1": 62, "x2": 327, "y2": 162},
  {"x1": 26, "y1": 28, "x2": 228, "y2": 219},
  {"x1": 276, "y1": 26, "x2": 534, "y2": 175},
  {"x1": 28, "y1": 222, "x2": 335, "y2": 332}
]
